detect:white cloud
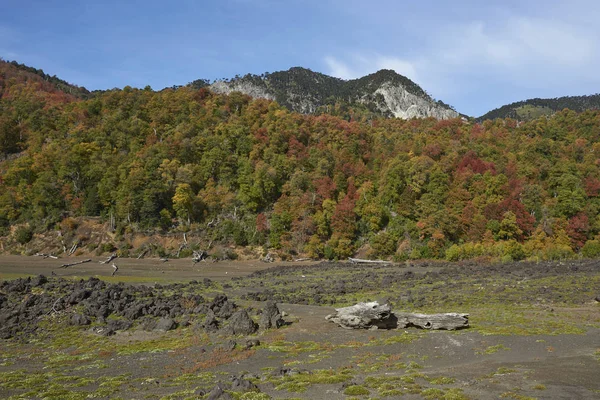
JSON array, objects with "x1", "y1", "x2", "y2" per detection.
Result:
[
  {"x1": 324, "y1": 56, "x2": 355, "y2": 80},
  {"x1": 325, "y1": 53, "x2": 419, "y2": 82},
  {"x1": 325, "y1": 11, "x2": 600, "y2": 113},
  {"x1": 440, "y1": 17, "x2": 596, "y2": 70}
]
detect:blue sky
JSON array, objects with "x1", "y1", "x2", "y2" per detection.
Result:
[{"x1": 2, "y1": 0, "x2": 599, "y2": 116}]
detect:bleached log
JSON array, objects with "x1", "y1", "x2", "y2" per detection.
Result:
[
  {"x1": 326, "y1": 302, "x2": 396, "y2": 330},
  {"x1": 176, "y1": 243, "x2": 187, "y2": 258},
  {"x1": 34, "y1": 253, "x2": 58, "y2": 259},
  {"x1": 294, "y1": 258, "x2": 311, "y2": 262},
  {"x1": 262, "y1": 253, "x2": 275, "y2": 263},
  {"x1": 68, "y1": 243, "x2": 78, "y2": 256},
  {"x1": 60, "y1": 259, "x2": 91, "y2": 268},
  {"x1": 395, "y1": 312, "x2": 469, "y2": 330},
  {"x1": 111, "y1": 262, "x2": 118, "y2": 276},
  {"x1": 348, "y1": 257, "x2": 392, "y2": 265},
  {"x1": 192, "y1": 250, "x2": 209, "y2": 263},
  {"x1": 137, "y1": 248, "x2": 148, "y2": 259},
  {"x1": 326, "y1": 302, "x2": 469, "y2": 330},
  {"x1": 99, "y1": 253, "x2": 117, "y2": 264}
]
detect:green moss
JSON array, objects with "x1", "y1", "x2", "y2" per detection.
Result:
[
  {"x1": 422, "y1": 387, "x2": 470, "y2": 400},
  {"x1": 343, "y1": 385, "x2": 370, "y2": 396},
  {"x1": 271, "y1": 368, "x2": 353, "y2": 393},
  {"x1": 426, "y1": 376, "x2": 456, "y2": 385},
  {"x1": 476, "y1": 344, "x2": 510, "y2": 355}
]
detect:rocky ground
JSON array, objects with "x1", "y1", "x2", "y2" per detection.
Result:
[{"x1": 0, "y1": 257, "x2": 599, "y2": 399}]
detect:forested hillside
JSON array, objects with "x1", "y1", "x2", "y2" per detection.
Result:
[
  {"x1": 478, "y1": 94, "x2": 600, "y2": 122},
  {"x1": 1, "y1": 60, "x2": 600, "y2": 261}
]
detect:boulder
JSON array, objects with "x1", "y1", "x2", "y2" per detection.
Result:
[
  {"x1": 203, "y1": 309, "x2": 219, "y2": 332},
  {"x1": 206, "y1": 383, "x2": 233, "y2": 400},
  {"x1": 70, "y1": 313, "x2": 91, "y2": 326},
  {"x1": 224, "y1": 310, "x2": 257, "y2": 335},
  {"x1": 259, "y1": 301, "x2": 284, "y2": 330},
  {"x1": 154, "y1": 317, "x2": 176, "y2": 332}
]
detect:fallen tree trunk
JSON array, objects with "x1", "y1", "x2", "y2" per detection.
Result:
[
  {"x1": 348, "y1": 257, "x2": 392, "y2": 264},
  {"x1": 99, "y1": 253, "x2": 117, "y2": 264},
  {"x1": 192, "y1": 250, "x2": 208, "y2": 264},
  {"x1": 60, "y1": 259, "x2": 91, "y2": 268},
  {"x1": 395, "y1": 312, "x2": 469, "y2": 330},
  {"x1": 326, "y1": 302, "x2": 469, "y2": 330},
  {"x1": 137, "y1": 248, "x2": 148, "y2": 259},
  {"x1": 34, "y1": 253, "x2": 58, "y2": 259},
  {"x1": 326, "y1": 302, "x2": 397, "y2": 330}
]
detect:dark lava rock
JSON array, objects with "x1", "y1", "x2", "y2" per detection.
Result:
[
  {"x1": 203, "y1": 309, "x2": 219, "y2": 332},
  {"x1": 210, "y1": 294, "x2": 229, "y2": 311},
  {"x1": 107, "y1": 319, "x2": 132, "y2": 332},
  {"x1": 245, "y1": 339, "x2": 260, "y2": 349},
  {"x1": 154, "y1": 317, "x2": 177, "y2": 332},
  {"x1": 31, "y1": 275, "x2": 48, "y2": 287},
  {"x1": 216, "y1": 300, "x2": 236, "y2": 319},
  {"x1": 89, "y1": 326, "x2": 115, "y2": 336},
  {"x1": 224, "y1": 310, "x2": 257, "y2": 335},
  {"x1": 68, "y1": 289, "x2": 91, "y2": 304},
  {"x1": 271, "y1": 366, "x2": 306, "y2": 377},
  {"x1": 220, "y1": 339, "x2": 237, "y2": 352},
  {"x1": 259, "y1": 301, "x2": 284, "y2": 330},
  {"x1": 6, "y1": 278, "x2": 29, "y2": 293},
  {"x1": 231, "y1": 376, "x2": 258, "y2": 391},
  {"x1": 206, "y1": 383, "x2": 233, "y2": 400},
  {"x1": 70, "y1": 313, "x2": 91, "y2": 326}
]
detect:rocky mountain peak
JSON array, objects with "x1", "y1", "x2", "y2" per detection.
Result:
[{"x1": 203, "y1": 67, "x2": 458, "y2": 120}]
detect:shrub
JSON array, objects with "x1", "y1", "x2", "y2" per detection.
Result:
[
  {"x1": 581, "y1": 240, "x2": 600, "y2": 258},
  {"x1": 60, "y1": 217, "x2": 79, "y2": 232},
  {"x1": 503, "y1": 240, "x2": 525, "y2": 261},
  {"x1": 343, "y1": 385, "x2": 370, "y2": 396},
  {"x1": 370, "y1": 231, "x2": 397, "y2": 256},
  {"x1": 15, "y1": 226, "x2": 33, "y2": 245}
]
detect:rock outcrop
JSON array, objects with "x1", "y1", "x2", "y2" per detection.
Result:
[{"x1": 207, "y1": 67, "x2": 459, "y2": 120}]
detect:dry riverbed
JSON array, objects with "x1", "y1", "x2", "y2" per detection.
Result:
[{"x1": 1, "y1": 256, "x2": 599, "y2": 399}]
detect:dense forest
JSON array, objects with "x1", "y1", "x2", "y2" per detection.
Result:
[
  {"x1": 2, "y1": 59, "x2": 600, "y2": 261},
  {"x1": 478, "y1": 94, "x2": 600, "y2": 122}
]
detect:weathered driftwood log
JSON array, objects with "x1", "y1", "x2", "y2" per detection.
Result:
[
  {"x1": 192, "y1": 250, "x2": 208, "y2": 264},
  {"x1": 395, "y1": 312, "x2": 469, "y2": 330},
  {"x1": 176, "y1": 243, "x2": 187, "y2": 258},
  {"x1": 68, "y1": 243, "x2": 78, "y2": 256},
  {"x1": 137, "y1": 248, "x2": 149, "y2": 259},
  {"x1": 60, "y1": 259, "x2": 92, "y2": 268},
  {"x1": 326, "y1": 302, "x2": 397, "y2": 330},
  {"x1": 348, "y1": 257, "x2": 392, "y2": 265},
  {"x1": 261, "y1": 253, "x2": 275, "y2": 263},
  {"x1": 326, "y1": 302, "x2": 469, "y2": 330},
  {"x1": 99, "y1": 253, "x2": 117, "y2": 264},
  {"x1": 34, "y1": 253, "x2": 58, "y2": 259}
]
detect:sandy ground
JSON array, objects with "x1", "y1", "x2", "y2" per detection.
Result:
[
  {"x1": 0, "y1": 255, "x2": 295, "y2": 282},
  {"x1": 1, "y1": 256, "x2": 599, "y2": 399}
]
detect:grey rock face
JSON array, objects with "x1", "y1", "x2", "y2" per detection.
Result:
[
  {"x1": 154, "y1": 317, "x2": 177, "y2": 332},
  {"x1": 368, "y1": 82, "x2": 459, "y2": 119},
  {"x1": 208, "y1": 69, "x2": 458, "y2": 120},
  {"x1": 259, "y1": 300, "x2": 284, "y2": 330},
  {"x1": 224, "y1": 310, "x2": 258, "y2": 335}
]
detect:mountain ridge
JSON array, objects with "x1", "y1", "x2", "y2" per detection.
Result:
[
  {"x1": 478, "y1": 93, "x2": 600, "y2": 122},
  {"x1": 200, "y1": 67, "x2": 460, "y2": 120}
]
